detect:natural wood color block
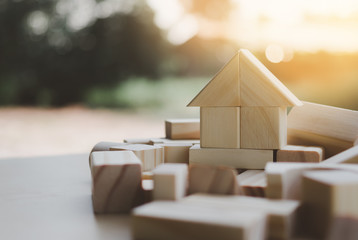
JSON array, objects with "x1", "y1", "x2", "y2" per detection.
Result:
[
  {"x1": 149, "y1": 138, "x2": 200, "y2": 145},
  {"x1": 241, "y1": 106, "x2": 287, "y2": 149},
  {"x1": 301, "y1": 170, "x2": 358, "y2": 239},
  {"x1": 155, "y1": 143, "x2": 192, "y2": 164},
  {"x1": 277, "y1": 145, "x2": 324, "y2": 163},
  {"x1": 141, "y1": 179, "x2": 153, "y2": 203},
  {"x1": 89, "y1": 141, "x2": 127, "y2": 166},
  {"x1": 321, "y1": 145, "x2": 358, "y2": 164},
  {"x1": 165, "y1": 119, "x2": 200, "y2": 140},
  {"x1": 187, "y1": 53, "x2": 240, "y2": 107},
  {"x1": 183, "y1": 194, "x2": 300, "y2": 240},
  {"x1": 288, "y1": 101, "x2": 358, "y2": 157},
  {"x1": 91, "y1": 151, "x2": 142, "y2": 214},
  {"x1": 132, "y1": 201, "x2": 267, "y2": 240},
  {"x1": 239, "y1": 49, "x2": 302, "y2": 107},
  {"x1": 200, "y1": 107, "x2": 240, "y2": 148},
  {"x1": 152, "y1": 164, "x2": 188, "y2": 201},
  {"x1": 326, "y1": 216, "x2": 358, "y2": 240},
  {"x1": 237, "y1": 170, "x2": 266, "y2": 197},
  {"x1": 110, "y1": 144, "x2": 163, "y2": 172},
  {"x1": 190, "y1": 145, "x2": 273, "y2": 169},
  {"x1": 142, "y1": 171, "x2": 153, "y2": 180},
  {"x1": 123, "y1": 138, "x2": 152, "y2": 144},
  {"x1": 188, "y1": 165, "x2": 238, "y2": 195}
]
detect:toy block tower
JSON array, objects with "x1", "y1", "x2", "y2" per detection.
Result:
[{"x1": 188, "y1": 49, "x2": 302, "y2": 154}]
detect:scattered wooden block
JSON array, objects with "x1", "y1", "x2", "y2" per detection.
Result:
[
  {"x1": 183, "y1": 194, "x2": 300, "y2": 240},
  {"x1": 152, "y1": 164, "x2": 188, "y2": 201},
  {"x1": 165, "y1": 119, "x2": 200, "y2": 140},
  {"x1": 110, "y1": 144, "x2": 163, "y2": 171},
  {"x1": 320, "y1": 145, "x2": 358, "y2": 164},
  {"x1": 241, "y1": 106, "x2": 287, "y2": 149},
  {"x1": 200, "y1": 107, "x2": 240, "y2": 148},
  {"x1": 277, "y1": 145, "x2": 324, "y2": 163},
  {"x1": 188, "y1": 164, "x2": 238, "y2": 195},
  {"x1": 301, "y1": 170, "x2": 358, "y2": 239},
  {"x1": 132, "y1": 200, "x2": 267, "y2": 240},
  {"x1": 237, "y1": 170, "x2": 266, "y2": 197},
  {"x1": 123, "y1": 138, "x2": 152, "y2": 144},
  {"x1": 189, "y1": 145, "x2": 273, "y2": 169},
  {"x1": 141, "y1": 179, "x2": 153, "y2": 203},
  {"x1": 142, "y1": 171, "x2": 153, "y2": 180},
  {"x1": 155, "y1": 143, "x2": 192, "y2": 164},
  {"x1": 187, "y1": 53, "x2": 240, "y2": 107},
  {"x1": 239, "y1": 49, "x2": 302, "y2": 107},
  {"x1": 90, "y1": 151, "x2": 142, "y2": 214},
  {"x1": 89, "y1": 141, "x2": 127, "y2": 166},
  {"x1": 288, "y1": 101, "x2": 358, "y2": 157},
  {"x1": 149, "y1": 138, "x2": 200, "y2": 145}
]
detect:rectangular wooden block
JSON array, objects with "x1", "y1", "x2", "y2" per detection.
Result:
[
  {"x1": 123, "y1": 138, "x2": 152, "y2": 144},
  {"x1": 277, "y1": 145, "x2": 324, "y2": 163},
  {"x1": 302, "y1": 170, "x2": 358, "y2": 239},
  {"x1": 200, "y1": 107, "x2": 240, "y2": 148},
  {"x1": 183, "y1": 194, "x2": 300, "y2": 240},
  {"x1": 152, "y1": 163, "x2": 188, "y2": 201},
  {"x1": 237, "y1": 170, "x2": 266, "y2": 197},
  {"x1": 110, "y1": 144, "x2": 163, "y2": 171},
  {"x1": 321, "y1": 145, "x2": 358, "y2": 164},
  {"x1": 189, "y1": 145, "x2": 273, "y2": 169},
  {"x1": 149, "y1": 138, "x2": 200, "y2": 145},
  {"x1": 132, "y1": 201, "x2": 267, "y2": 240},
  {"x1": 91, "y1": 151, "x2": 142, "y2": 214},
  {"x1": 155, "y1": 143, "x2": 192, "y2": 164},
  {"x1": 241, "y1": 106, "x2": 287, "y2": 149},
  {"x1": 188, "y1": 164, "x2": 238, "y2": 195},
  {"x1": 165, "y1": 119, "x2": 200, "y2": 140}
]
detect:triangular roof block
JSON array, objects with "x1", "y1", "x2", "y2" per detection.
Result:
[
  {"x1": 187, "y1": 53, "x2": 240, "y2": 107},
  {"x1": 187, "y1": 49, "x2": 302, "y2": 107},
  {"x1": 239, "y1": 49, "x2": 302, "y2": 106}
]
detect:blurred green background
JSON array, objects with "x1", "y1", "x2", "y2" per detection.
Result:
[{"x1": 1, "y1": 0, "x2": 358, "y2": 111}]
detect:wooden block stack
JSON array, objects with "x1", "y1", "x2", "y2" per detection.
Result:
[{"x1": 88, "y1": 49, "x2": 358, "y2": 240}]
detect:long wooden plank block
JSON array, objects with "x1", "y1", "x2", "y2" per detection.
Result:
[
  {"x1": 183, "y1": 194, "x2": 300, "y2": 240},
  {"x1": 288, "y1": 101, "x2": 358, "y2": 157},
  {"x1": 132, "y1": 201, "x2": 267, "y2": 240},
  {"x1": 90, "y1": 151, "x2": 142, "y2": 214},
  {"x1": 277, "y1": 145, "x2": 324, "y2": 163},
  {"x1": 165, "y1": 119, "x2": 200, "y2": 140},
  {"x1": 189, "y1": 145, "x2": 273, "y2": 170},
  {"x1": 320, "y1": 145, "x2": 358, "y2": 164},
  {"x1": 188, "y1": 164, "x2": 238, "y2": 195}
]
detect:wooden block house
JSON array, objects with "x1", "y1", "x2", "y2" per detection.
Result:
[{"x1": 188, "y1": 49, "x2": 302, "y2": 150}]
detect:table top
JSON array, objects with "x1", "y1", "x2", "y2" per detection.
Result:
[{"x1": 0, "y1": 154, "x2": 131, "y2": 240}]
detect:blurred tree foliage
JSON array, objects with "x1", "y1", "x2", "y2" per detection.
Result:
[{"x1": 0, "y1": 0, "x2": 168, "y2": 106}]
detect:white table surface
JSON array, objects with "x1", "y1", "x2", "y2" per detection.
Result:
[{"x1": 0, "y1": 154, "x2": 131, "y2": 240}]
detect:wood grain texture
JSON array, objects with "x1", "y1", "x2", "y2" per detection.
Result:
[
  {"x1": 165, "y1": 119, "x2": 200, "y2": 140},
  {"x1": 110, "y1": 144, "x2": 163, "y2": 171},
  {"x1": 188, "y1": 164, "x2": 239, "y2": 195},
  {"x1": 187, "y1": 53, "x2": 240, "y2": 107},
  {"x1": 132, "y1": 201, "x2": 267, "y2": 240},
  {"x1": 301, "y1": 170, "x2": 358, "y2": 239},
  {"x1": 320, "y1": 145, "x2": 358, "y2": 164},
  {"x1": 237, "y1": 170, "x2": 266, "y2": 197},
  {"x1": 91, "y1": 151, "x2": 142, "y2": 214},
  {"x1": 189, "y1": 144, "x2": 273, "y2": 170},
  {"x1": 239, "y1": 49, "x2": 302, "y2": 107},
  {"x1": 155, "y1": 143, "x2": 192, "y2": 164},
  {"x1": 241, "y1": 106, "x2": 287, "y2": 149},
  {"x1": 288, "y1": 101, "x2": 358, "y2": 157},
  {"x1": 152, "y1": 163, "x2": 188, "y2": 201},
  {"x1": 200, "y1": 107, "x2": 240, "y2": 148},
  {"x1": 277, "y1": 145, "x2": 324, "y2": 163},
  {"x1": 183, "y1": 194, "x2": 300, "y2": 240}
]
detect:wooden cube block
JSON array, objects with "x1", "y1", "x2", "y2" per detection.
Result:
[
  {"x1": 188, "y1": 164, "x2": 238, "y2": 195},
  {"x1": 241, "y1": 106, "x2": 287, "y2": 149},
  {"x1": 301, "y1": 170, "x2": 358, "y2": 239},
  {"x1": 155, "y1": 143, "x2": 192, "y2": 164},
  {"x1": 90, "y1": 151, "x2": 142, "y2": 214},
  {"x1": 189, "y1": 145, "x2": 273, "y2": 170},
  {"x1": 152, "y1": 163, "x2": 188, "y2": 201},
  {"x1": 237, "y1": 170, "x2": 266, "y2": 197},
  {"x1": 183, "y1": 194, "x2": 300, "y2": 240},
  {"x1": 277, "y1": 145, "x2": 324, "y2": 163},
  {"x1": 110, "y1": 144, "x2": 163, "y2": 171},
  {"x1": 132, "y1": 201, "x2": 267, "y2": 240},
  {"x1": 165, "y1": 119, "x2": 200, "y2": 140},
  {"x1": 200, "y1": 107, "x2": 240, "y2": 148}
]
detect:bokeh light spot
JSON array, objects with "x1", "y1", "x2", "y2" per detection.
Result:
[{"x1": 265, "y1": 44, "x2": 284, "y2": 63}]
